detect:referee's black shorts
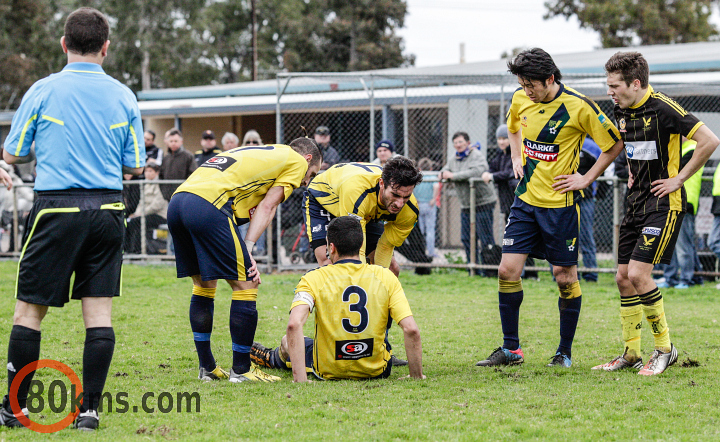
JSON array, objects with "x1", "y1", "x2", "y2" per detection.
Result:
[{"x1": 16, "y1": 189, "x2": 125, "y2": 307}]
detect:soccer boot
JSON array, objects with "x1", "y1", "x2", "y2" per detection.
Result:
[
  {"x1": 475, "y1": 347, "x2": 524, "y2": 367},
  {"x1": 73, "y1": 409, "x2": 99, "y2": 431},
  {"x1": 547, "y1": 352, "x2": 572, "y2": 367},
  {"x1": 229, "y1": 363, "x2": 281, "y2": 383},
  {"x1": 591, "y1": 354, "x2": 643, "y2": 371},
  {"x1": 0, "y1": 397, "x2": 28, "y2": 428},
  {"x1": 390, "y1": 355, "x2": 409, "y2": 366},
  {"x1": 250, "y1": 342, "x2": 276, "y2": 368},
  {"x1": 198, "y1": 365, "x2": 229, "y2": 381},
  {"x1": 638, "y1": 344, "x2": 678, "y2": 376}
]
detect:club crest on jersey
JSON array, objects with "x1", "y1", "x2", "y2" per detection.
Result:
[
  {"x1": 566, "y1": 238, "x2": 576, "y2": 252},
  {"x1": 548, "y1": 120, "x2": 561, "y2": 135},
  {"x1": 521, "y1": 115, "x2": 528, "y2": 127},
  {"x1": 335, "y1": 338, "x2": 373, "y2": 360},
  {"x1": 642, "y1": 235, "x2": 656, "y2": 249},
  {"x1": 643, "y1": 117, "x2": 652, "y2": 131},
  {"x1": 523, "y1": 138, "x2": 559, "y2": 162},
  {"x1": 619, "y1": 118, "x2": 626, "y2": 132},
  {"x1": 642, "y1": 227, "x2": 661, "y2": 236},
  {"x1": 201, "y1": 155, "x2": 236, "y2": 171}
]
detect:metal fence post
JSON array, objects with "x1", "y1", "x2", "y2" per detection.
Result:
[
  {"x1": 469, "y1": 178, "x2": 476, "y2": 275},
  {"x1": 139, "y1": 180, "x2": 147, "y2": 255}
]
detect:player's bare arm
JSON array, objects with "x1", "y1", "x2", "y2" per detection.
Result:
[
  {"x1": 508, "y1": 129, "x2": 524, "y2": 179},
  {"x1": 553, "y1": 140, "x2": 624, "y2": 194},
  {"x1": 286, "y1": 304, "x2": 311, "y2": 383},
  {"x1": 244, "y1": 186, "x2": 287, "y2": 283},
  {"x1": 398, "y1": 316, "x2": 425, "y2": 379},
  {"x1": 651, "y1": 125, "x2": 720, "y2": 198}
]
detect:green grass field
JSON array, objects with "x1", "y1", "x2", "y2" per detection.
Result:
[{"x1": 1, "y1": 261, "x2": 719, "y2": 441}]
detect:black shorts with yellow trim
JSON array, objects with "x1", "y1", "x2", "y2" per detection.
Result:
[
  {"x1": 501, "y1": 198, "x2": 579, "y2": 267},
  {"x1": 303, "y1": 191, "x2": 384, "y2": 254},
  {"x1": 167, "y1": 192, "x2": 252, "y2": 281},
  {"x1": 618, "y1": 209, "x2": 684, "y2": 265},
  {"x1": 16, "y1": 190, "x2": 125, "y2": 307}
]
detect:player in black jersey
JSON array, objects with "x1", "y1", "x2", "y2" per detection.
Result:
[{"x1": 594, "y1": 52, "x2": 720, "y2": 375}]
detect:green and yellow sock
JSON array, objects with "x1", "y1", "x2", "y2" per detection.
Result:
[{"x1": 639, "y1": 288, "x2": 671, "y2": 352}]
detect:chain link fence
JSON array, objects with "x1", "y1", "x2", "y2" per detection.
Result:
[{"x1": 2, "y1": 73, "x2": 720, "y2": 282}]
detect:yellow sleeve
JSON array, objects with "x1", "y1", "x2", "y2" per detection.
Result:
[
  {"x1": 290, "y1": 273, "x2": 317, "y2": 311},
  {"x1": 373, "y1": 234, "x2": 394, "y2": 268},
  {"x1": 383, "y1": 201, "x2": 418, "y2": 247},
  {"x1": 507, "y1": 89, "x2": 523, "y2": 134},
  {"x1": 275, "y1": 154, "x2": 308, "y2": 201},
  {"x1": 580, "y1": 103, "x2": 621, "y2": 152},
  {"x1": 386, "y1": 273, "x2": 413, "y2": 324}
]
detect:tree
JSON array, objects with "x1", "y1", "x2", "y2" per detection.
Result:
[{"x1": 544, "y1": 0, "x2": 717, "y2": 48}]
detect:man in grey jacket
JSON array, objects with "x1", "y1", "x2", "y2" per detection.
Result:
[{"x1": 439, "y1": 131, "x2": 497, "y2": 275}]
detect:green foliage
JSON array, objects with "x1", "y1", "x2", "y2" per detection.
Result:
[
  {"x1": 544, "y1": 0, "x2": 718, "y2": 48},
  {"x1": 1, "y1": 262, "x2": 719, "y2": 440}
]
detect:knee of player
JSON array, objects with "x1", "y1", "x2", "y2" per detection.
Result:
[
  {"x1": 552, "y1": 266, "x2": 577, "y2": 285},
  {"x1": 626, "y1": 266, "x2": 652, "y2": 287}
]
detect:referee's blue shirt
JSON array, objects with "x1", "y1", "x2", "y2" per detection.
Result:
[{"x1": 3, "y1": 62, "x2": 145, "y2": 191}]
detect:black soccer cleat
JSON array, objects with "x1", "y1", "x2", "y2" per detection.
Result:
[
  {"x1": 0, "y1": 396, "x2": 27, "y2": 429},
  {"x1": 390, "y1": 355, "x2": 408, "y2": 367},
  {"x1": 475, "y1": 347, "x2": 525, "y2": 367},
  {"x1": 74, "y1": 409, "x2": 99, "y2": 431},
  {"x1": 250, "y1": 342, "x2": 276, "y2": 368}
]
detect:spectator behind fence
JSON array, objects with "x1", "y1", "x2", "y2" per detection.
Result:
[
  {"x1": 222, "y1": 132, "x2": 239, "y2": 151},
  {"x1": 658, "y1": 139, "x2": 704, "y2": 289},
  {"x1": 439, "y1": 131, "x2": 497, "y2": 276},
  {"x1": 0, "y1": 159, "x2": 33, "y2": 253},
  {"x1": 242, "y1": 130, "x2": 262, "y2": 146},
  {"x1": 195, "y1": 130, "x2": 222, "y2": 166},
  {"x1": 160, "y1": 128, "x2": 197, "y2": 201},
  {"x1": 483, "y1": 125, "x2": 518, "y2": 223},
  {"x1": 124, "y1": 163, "x2": 168, "y2": 255},
  {"x1": 238, "y1": 130, "x2": 266, "y2": 255},
  {"x1": 314, "y1": 126, "x2": 341, "y2": 169},
  {"x1": 708, "y1": 159, "x2": 720, "y2": 289},
  {"x1": 144, "y1": 129, "x2": 163, "y2": 165},
  {"x1": 372, "y1": 140, "x2": 399, "y2": 168},
  {"x1": 415, "y1": 158, "x2": 439, "y2": 257},
  {"x1": 576, "y1": 137, "x2": 601, "y2": 283}
]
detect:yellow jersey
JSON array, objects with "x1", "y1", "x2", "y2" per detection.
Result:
[
  {"x1": 174, "y1": 144, "x2": 307, "y2": 223},
  {"x1": 508, "y1": 83, "x2": 621, "y2": 208},
  {"x1": 307, "y1": 162, "x2": 419, "y2": 251},
  {"x1": 290, "y1": 259, "x2": 413, "y2": 380}
]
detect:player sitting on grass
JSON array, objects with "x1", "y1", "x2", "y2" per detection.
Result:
[{"x1": 251, "y1": 216, "x2": 425, "y2": 382}]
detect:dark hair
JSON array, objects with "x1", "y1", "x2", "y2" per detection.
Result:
[
  {"x1": 145, "y1": 129, "x2": 156, "y2": 141},
  {"x1": 507, "y1": 48, "x2": 562, "y2": 84},
  {"x1": 382, "y1": 156, "x2": 423, "y2": 189},
  {"x1": 146, "y1": 163, "x2": 161, "y2": 172},
  {"x1": 452, "y1": 131, "x2": 470, "y2": 142},
  {"x1": 289, "y1": 137, "x2": 322, "y2": 169},
  {"x1": 167, "y1": 128, "x2": 182, "y2": 138},
  {"x1": 64, "y1": 8, "x2": 109, "y2": 56},
  {"x1": 604, "y1": 51, "x2": 649, "y2": 89},
  {"x1": 327, "y1": 216, "x2": 363, "y2": 257}
]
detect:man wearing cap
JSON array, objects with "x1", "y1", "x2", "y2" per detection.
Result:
[
  {"x1": 372, "y1": 140, "x2": 399, "y2": 168},
  {"x1": 314, "y1": 126, "x2": 341, "y2": 170},
  {"x1": 195, "y1": 130, "x2": 222, "y2": 166}
]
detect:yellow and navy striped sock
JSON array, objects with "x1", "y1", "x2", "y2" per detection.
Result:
[
  {"x1": 620, "y1": 295, "x2": 643, "y2": 361},
  {"x1": 498, "y1": 279, "x2": 523, "y2": 350},
  {"x1": 557, "y1": 281, "x2": 582, "y2": 357},
  {"x1": 639, "y1": 287, "x2": 671, "y2": 352}
]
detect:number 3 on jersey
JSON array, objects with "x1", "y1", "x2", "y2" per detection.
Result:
[{"x1": 341, "y1": 285, "x2": 369, "y2": 333}]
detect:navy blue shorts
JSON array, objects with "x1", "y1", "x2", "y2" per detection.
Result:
[
  {"x1": 303, "y1": 191, "x2": 383, "y2": 253},
  {"x1": 502, "y1": 198, "x2": 580, "y2": 267},
  {"x1": 303, "y1": 337, "x2": 392, "y2": 380},
  {"x1": 167, "y1": 192, "x2": 252, "y2": 281}
]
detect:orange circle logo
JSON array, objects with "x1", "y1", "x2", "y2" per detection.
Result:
[{"x1": 9, "y1": 359, "x2": 83, "y2": 433}]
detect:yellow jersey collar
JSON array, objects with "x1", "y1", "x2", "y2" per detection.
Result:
[{"x1": 630, "y1": 85, "x2": 653, "y2": 109}]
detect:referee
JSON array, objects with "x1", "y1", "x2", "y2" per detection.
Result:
[{"x1": 0, "y1": 8, "x2": 144, "y2": 431}]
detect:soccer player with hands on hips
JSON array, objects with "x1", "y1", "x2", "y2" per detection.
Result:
[
  {"x1": 251, "y1": 216, "x2": 425, "y2": 382},
  {"x1": 167, "y1": 138, "x2": 321, "y2": 383},
  {"x1": 593, "y1": 52, "x2": 719, "y2": 375},
  {"x1": 476, "y1": 48, "x2": 624, "y2": 369}
]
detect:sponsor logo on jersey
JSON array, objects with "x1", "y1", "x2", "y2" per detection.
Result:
[
  {"x1": 201, "y1": 155, "x2": 236, "y2": 171},
  {"x1": 625, "y1": 141, "x2": 658, "y2": 161},
  {"x1": 598, "y1": 114, "x2": 611, "y2": 130},
  {"x1": 642, "y1": 227, "x2": 661, "y2": 236},
  {"x1": 335, "y1": 338, "x2": 374, "y2": 360},
  {"x1": 503, "y1": 238, "x2": 514, "y2": 246},
  {"x1": 311, "y1": 224, "x2": 323, "y2": 233},
  {"x1": 523, "y1": 138, "x2": 560, "y2": 162},
  {"x1": 248, "y1": 205, "x2": 257, "y2": 219}
]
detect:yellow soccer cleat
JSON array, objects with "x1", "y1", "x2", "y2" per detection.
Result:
[
  {"x1": 229, "y1": 363, "x2": 281, "y2": 383},
  {"x1": 198, "y1": 365, "x2": 229, "y2": 381}
]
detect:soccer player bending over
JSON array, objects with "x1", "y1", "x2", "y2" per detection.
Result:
[
  {"x1": 251, "y1": 216, "x2": 425, "y2": 382},
  {"x1": 593, "y1": 52, "x2": 719, "y2": 375},
  {"x1": 476, "y1": 48, "x2": 624, "y2": 368},
  {"x1": 167, "y1": 138, "x2": 321, "y2": 383}
]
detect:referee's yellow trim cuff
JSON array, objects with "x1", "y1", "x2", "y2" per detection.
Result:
[
  {"x1": 192, "y1": 286, "x2": 216, "y2": 299},
  {"x1": 232, "y1": 289, "x2": 258, "y2": 301},
  {"x1": 499, "y1": 279, "x2": 523, "y2": 294}
]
